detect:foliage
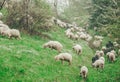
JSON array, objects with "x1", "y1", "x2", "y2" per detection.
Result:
[
  {"x1": 89, "y1": 0, "x2": 120, "y2": 42},
  {"x1": 89, "y1": 0, "x2": 120, "y2": 28},
  {"x1": 61, "y1": 0, "x2": 91, "y2": 26},
  {"x1": 4, "y1": 0, "x2": 53, "y2": 35}
]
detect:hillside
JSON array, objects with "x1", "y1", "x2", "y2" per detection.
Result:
[{"x1": 0, "y1": 26, "x2": 120, "y2": 82}]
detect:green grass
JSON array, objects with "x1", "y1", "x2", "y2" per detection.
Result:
[{"x1": 0, "y1": 26, "x2": 120, "y2": 82}]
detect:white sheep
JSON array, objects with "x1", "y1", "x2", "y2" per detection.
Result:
[
  {"x1": 95, "y1": 50, "x2": 104, "y2": 58},
  {"x1": 107, "y1": 51, "x2": 116, "y2": 62},
  {"x1": 54, "y1": 53, "x2": 72, "y2": 65},
  {"x1": 99, "y1": 57, "x2": 105, "y2": 62},
  {"x1": 113, "y1": 42, "x2": 119, "y2": 48},
  {"x1": 74, "y1": 34, "x2": 79, "y2": 40},
  {"x1": 93, "y1": 40, "x2": 102, "y2": 48},
  {"x1": 102, "y1": 46, "x2": 106, "y2": 51},
  {"x1": 2, "y1": 29, "x2": 21, "y2": 39},
  {"x1": 73, "y1": 44, "x2": 82, "y2": 55},
  {"x1": 80, "y1": 66, "x2": 88, "y2": 78},
  {"x1": 85, "y1": 35, "x2": 92, "y2": 42},
  {"x1": 92, "y1": 59, "x2": 104, "y2": 69},
  {"x1": 43, "y1": 41, "x2": 63, "y2": 52},
  {"x1": 0, "y1": 24, "x2": 10, "y2": 34},
  {"x1": 94, "y1": 35, "x2": 103, "y2": 40}
]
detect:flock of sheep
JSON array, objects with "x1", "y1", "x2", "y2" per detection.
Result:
[
  {"x1": 0, "y1": 12, "x2": 21, "y2": 39},
  {"x1": 43, "y1": 17, "x2": 120, "y2": 79},
  {"x1": 0, "y1": 11, "x2": 120, "y2": 79}
]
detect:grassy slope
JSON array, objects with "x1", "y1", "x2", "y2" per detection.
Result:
[{"x1": 0, "y1": 26, "x2": 120, "y2": 82}]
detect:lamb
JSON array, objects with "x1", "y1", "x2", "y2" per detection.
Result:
[
  {"x1": 43, "y1": 41, "x2": 63, "y2": 52},
  {"x1": 2, "y1": 29, "x2": 21, "y2": 39},
  {"x1": 80, "y1": 66, "x2": 88, "y2": 78},
  {"x1": 54, "y1": 53, "x2": 72, "y2": 65},
  {"x1": 73, "y1": 44, "x2": 82, "y2": 55},
  {"x1": 92, "y1": 59, "x2": 104, "y2": 69}
]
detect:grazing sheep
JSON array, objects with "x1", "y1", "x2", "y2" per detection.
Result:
[
  {"x1": 95, "y1": 50, "x2": 104, "y2": 58},
  {"x1": 74, "y1": 34, "x2": 79, "y2": 40},
  {"x1": 43, "y1": 41, "x2": 63, "y2": 52},
  {"x1": 2, "y1": 29, "x2": 21, "y2": 39},
  {"x1": 106, "y1": 41, "x2": 114, "y2": 48},
  {"x1": 86, "y1": 35, "x2": 92, "y2": 42},
  {"x1": 0, "y1": 12, "x2": 3, "y2": 19},
  {"x1": 106, "y1": 51, "x2": 116, "y2": 62},
  {"x1": 73, "y1": 44, "x2": 82, "y2": 55},
  {"x1": 92, "y1": 55, "x2": 99, "y2": 63},
  {"x1": 99, "y1": 57, "x2": 105, "y2": 62},
  {"x1": 94, "y1": 35, "x2": 103, "y2": 40},
  {"x1": 0, "y1": 24, "x2": 9, "y2": 28},
  {"x1": 102, "y1": 46, "x2": 106, "y2": 52},
  {"x1": 0, "y1": 24, "x2": 10, "y2": 34},
  {"x1": 54, "y1": 53, "x2": 72, "y2": 65},
  {"x1": 93, "y1": 40, "x2": 102, "y2": 48},
  {"x1": 80, "y1": 66, "x2": 88, "y2": 78},
  {"x1": 92, "y1": 59, "x2": 104, "y2": 69},
  {"x1": 113, "y1": 41, "x2": 119, "y2": 48}
]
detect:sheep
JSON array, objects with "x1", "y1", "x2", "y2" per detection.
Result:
[
  {"x1": 102, "y1": 46, "x2": 106, "y2": 52},
  {"x1": 92, "y1": 55, "x2": 99, "y2": 63},
  {"x1": 80, "y1": 66, "x2": 88, "y2": 78},
  {"x1": 73, "y1": 44, "x2": 82, "y2": 55},
  {"x1": 2, "y1": 29, "x2": 21, "y2": 39},
  {"x1": 0, "y1": 24, "x2": 10, "y2": 34},
  {"x1": 106, "y1": 41, "x2": 114, "y2": 48},
  {"x1": 0, "y1": 12, "x2": 3, "y2": 19},
  {"x1": 85, "y1": 35, "x2": 92, "y2": 42},
  {"x1": 106, "y1": 51, "x2": 116, "y2": 62},
  {"x1": 113, "y1": 41, "x2": 119, "y2": 48},
  {"x1": 108, "y1": 52, "x2": 115, "y2": 62},
  {"x1": 95, "y1": 50, "x2": 104, "y2": 58},
  {"x1": 99, "y1": 57, "x2": 105, "y2": 62},
  {"x1": 74, "y1": 34, "x2": 79, "y2": 40},
  {"x1": 93, "y1": 40, "x2": 102, "y2": 48},
  {"x1": 94, "y1": 35, "x2": 103, "y2": 40},
  {"x1": 54, "y1": 53, "x2": 72, "y2": 65},
  {"x1": 0, "y1": 24, "x2": 9, "y2": 28},
  {"x1": 43, "y1": 41, "x2": 63, "y2": 52},
  {"x1": 92, "y1": 59, "x2": 104, "y2": 69}
]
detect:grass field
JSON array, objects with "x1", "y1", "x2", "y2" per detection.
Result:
[{"x1": 0, "y1": 26, "x2": 120, "y2": 82}]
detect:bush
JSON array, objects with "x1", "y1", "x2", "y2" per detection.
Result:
[{"x1": 5, "y1": 0, "x2": 53, "y2": 35}]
